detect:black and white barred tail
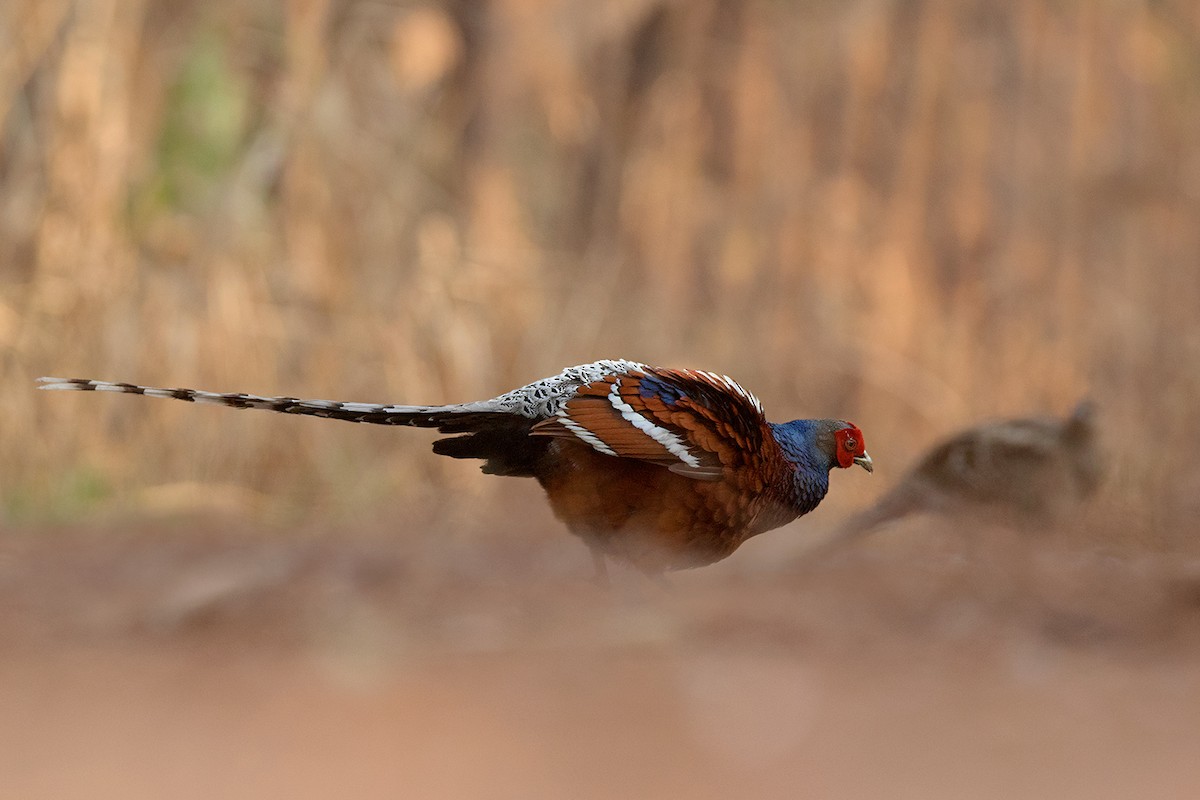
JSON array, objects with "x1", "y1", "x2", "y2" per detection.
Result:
[
  {"x1": 36, "y1": 361, "x2": 650, "y2": 477},
  {"x1": 35, "y1": 377, "x2": 504, "y2": 429},
  {"x1": 36, "y1": 361, "x2": 647, "y2": 429}
]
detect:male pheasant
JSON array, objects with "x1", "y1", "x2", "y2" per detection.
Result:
[
  {"x1": 811, "y1": 401, "x2": 1100, "y2": 558},
  {"x1": 39, "y1": 360, "x2": 872, "y2": 575}
]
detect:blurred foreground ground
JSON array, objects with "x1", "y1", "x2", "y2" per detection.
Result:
[{"x1": 3, "y1": 499, "x2": 1199, "y2": 800}]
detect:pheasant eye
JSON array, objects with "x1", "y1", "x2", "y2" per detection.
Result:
[{"x1": 844, "y1": 437, "x2": 857, "y2": 451}]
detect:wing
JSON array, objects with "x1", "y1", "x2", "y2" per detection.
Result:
[{"x1": 530, "y1": 367, "x2": 769, "y2": 481}]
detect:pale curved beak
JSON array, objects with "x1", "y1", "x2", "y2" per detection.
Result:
[{"x1": 853, "y1": 453, "x2": 873, "y2": 473}]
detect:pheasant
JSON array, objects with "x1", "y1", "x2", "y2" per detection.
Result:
[
  {"x1": 38, "y1": 360, "x2": 872, "y2": 575},
  {"x1": 809, "y1": 401, "x2": 1100, "y2": 558}
]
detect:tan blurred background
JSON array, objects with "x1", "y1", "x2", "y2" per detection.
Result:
[
  {"x1": 4, "y1": 3, "x2": 1200, "y2": 798},
  {"x1": 5, "y1": 0, "x2": 1199, "y2": 533}
]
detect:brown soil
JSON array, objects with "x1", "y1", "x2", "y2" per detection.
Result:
[{"x1": 2, "y1": 515, "x2": 1199, "y2": 800}]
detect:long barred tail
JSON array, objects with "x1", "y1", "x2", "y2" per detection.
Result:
[{"x1": 35, "y1": 377, "x2": 510, "y2": 431}]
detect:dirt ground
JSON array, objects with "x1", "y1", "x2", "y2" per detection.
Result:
[{"x1": 2, "y1": 508, "x2": 1200, "y2": 800}]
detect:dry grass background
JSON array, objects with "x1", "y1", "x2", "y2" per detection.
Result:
[
  {"x1": 3, "y1": 0, "x2": 1200, "y2": 541},
  {"x1": 6, "y1": 6, "x2": 1200, "y2": 798}
]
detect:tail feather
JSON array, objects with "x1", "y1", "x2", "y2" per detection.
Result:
[
  {"x1": 35, "y1": 377, "x2": 510, "y2": 431},
  {"x1": 432, "y1": 429, "x2": 543, "y2": 476}
]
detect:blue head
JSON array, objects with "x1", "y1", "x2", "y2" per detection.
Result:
[{"x1": 769, "y1": 418, "x2": 873, "y2": 511}]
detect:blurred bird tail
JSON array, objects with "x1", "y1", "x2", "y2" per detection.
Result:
[{"x1": 799, "y1": 488, "x2": 919, "y2": 564}]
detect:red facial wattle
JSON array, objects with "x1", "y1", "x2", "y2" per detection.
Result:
[{"x1": 834, "y1": 425, "x2": 871, "y2": 471}]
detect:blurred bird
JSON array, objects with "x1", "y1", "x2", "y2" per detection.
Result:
[
  {"x1": 810, "y1": 401, "x2": 1101, "y2": 558},
  {"x1": 39, "y1": 360, "x2": 872, "y2": 577}
]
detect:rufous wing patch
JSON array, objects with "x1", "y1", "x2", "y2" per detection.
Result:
[{"x1": 529, "y1": 368, "x2": 773, "y2": 483}]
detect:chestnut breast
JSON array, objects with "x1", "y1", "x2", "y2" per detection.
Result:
[{"x1": 535, "y1": 439, "x2": 796, "y2": 570}]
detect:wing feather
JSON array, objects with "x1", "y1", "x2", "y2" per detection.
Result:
[{"x1": 530, "y1": 367, "x2": 769, "y2": 482}]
